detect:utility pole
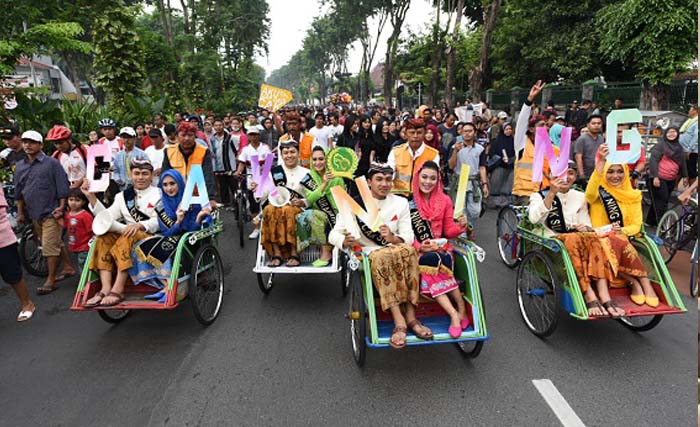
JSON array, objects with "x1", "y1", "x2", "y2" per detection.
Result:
[
  {"x1": 417, "y1": 82, "x2": 422, "y2": 107},
  {"x1": 22, "y1": 21, "x2": 38, "y2": 90}
]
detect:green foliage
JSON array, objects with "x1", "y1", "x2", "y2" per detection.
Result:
[
  {"x1": 60, "y1": 99, "x2": 107, "y2": 140},
  {"x1": 5, "y1": 92, "x2": 63, "y2": 136},
  {"x1": 596, "y1": 0, "x2": 697, "y2": 85},
  {"x1": 93, "y1": 7, "x2": 146, "y2": 108}
]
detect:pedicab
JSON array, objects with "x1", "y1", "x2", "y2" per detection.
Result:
[
  {"x1": 346, "y1": 235, "x2": 489, "y2": 367},
  {"x1": 512, "y1": 206, "x2": 686, "y2": 337},
  {"x1": 70, "y1": 210, "x2": 225, "y2": 326}
]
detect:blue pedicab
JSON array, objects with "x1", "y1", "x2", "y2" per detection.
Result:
[
  {"x1": 70, "y1": 213, "x2": 225, "y2": 326},
  {"x1": 501, "y1": 206, "x2": 686, "y2": 337},
  {"x1": 347, "y1": 236, "x2": 489, "y2": 367},
  {"x1": 253, "y1": 218, "x2": 350, "y2": 296}
]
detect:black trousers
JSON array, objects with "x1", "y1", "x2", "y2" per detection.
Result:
[{"x1": 646, "y1": 177, "x2": 676, "y2": 226}]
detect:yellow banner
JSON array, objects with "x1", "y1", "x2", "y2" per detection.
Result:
[
  {"x1": 453, "y1": 164, "x2": 471, "y2": 219},
  {"x1": 258, "y1": 83, "x2": 293, "y2": 111}
]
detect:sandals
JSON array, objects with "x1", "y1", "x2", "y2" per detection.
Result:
[
  {"x1": 408, "y1": 319, "x2": 433, "y2": 340},
  {"x1": 602, "y1": 299, "x2": 625, "y2": 318},
  {"x1": 36, "y1": 285, "x2": 58, "y2": 295},
  {"x1": 17, "y1": 305, "x2": 35, "y2": 322},
  {"x1": 268, "y1": 256, "x2": 283, "y2": 267},
  {"x1": 100, "y1": 291, "x2": 125, "y2": 307},
  {"x1": 311, "y1": 259, "x2": 330, "y2": 267},
  {"x1": 585, "y1": 299, "x2": 609, "y2": 318},
  {"x1": 286, "y1": 255, "x2": 301, "y2": 267},
  {"x1": 390, "y1": 326, "x2": 407, "y2": 349},
  {"x1": 83, "y1": 292, "x2": 105, "y2": 308}
]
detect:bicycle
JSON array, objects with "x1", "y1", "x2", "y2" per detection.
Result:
[
  {"x1": 656, "y1": 195, "x2": 697, "y2": 264},
  {"x1": 689, "y1": 240, "x2": 698, "y2": 298},
  {"x1": 230, "y1": 173, "x2": 251, "y2": 248}
]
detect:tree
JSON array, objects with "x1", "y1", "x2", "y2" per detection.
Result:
[
  {"x1": 92, "y1": 7, "x2": 146, "y2": 108},
  {"x1": 468, "y1": 0, "x2": 500, "y2": 100},
  {"x1": 597, "y1": 0, "x2": 697, "y2": 110},
  {"x1": 383, "y1": 0, "x2": 412, "y2": 106}
]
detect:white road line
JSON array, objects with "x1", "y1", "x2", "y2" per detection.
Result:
[{"x1": 532, "y1": 379, "x2": 586, "y2": 427}]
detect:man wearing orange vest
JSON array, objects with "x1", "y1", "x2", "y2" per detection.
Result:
[
  {"x1": 278, "y1": 110, "x2": 316, "y2": 167},
  {"x1": 161, "y1": 121, "x2": 218, "y2": 207},
  {"x1": 512, "y1": 81, "x2": 556, "y2": 205},
  {"x1": 387, "y1": 118, "x2": 440, "y2": 194}
]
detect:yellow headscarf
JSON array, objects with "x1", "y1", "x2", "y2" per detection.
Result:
[{"x1": 600, "y1": 163, "x2": 642, "y2": 204}]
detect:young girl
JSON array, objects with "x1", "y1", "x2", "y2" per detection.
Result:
[{"x1": 63, "y1": 188, "x2": 93, "y2": 270}]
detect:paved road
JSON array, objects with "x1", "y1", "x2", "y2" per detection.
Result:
[{"x1": 0, "y1": 209, "x2": 696, "y2": 426}]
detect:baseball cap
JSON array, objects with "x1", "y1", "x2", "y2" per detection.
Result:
[
  {"x1": 246, "y1": 126, "x2": 260, "y2": 134},
  {"x1": 555, "y1": 115, "x2": 565, "y2": 121},
  {"x1": 21, "y1": 130, "x2": 43, "y2": 143},
  {"x1": 497, "y1": 111, "x2": 508, "y2": 119},
  {"x1": 572, "y1": 100, "x2": 579, "y2": 104},
  {"x1": 0, "y1": 126, "x2": 19, "y2": 139},
  {"x1": 119, "y1": 126, "x2": 137, "y2": 137},
  {"x1": 567, "y1": 160, "x2": 577, "y2": 170}
]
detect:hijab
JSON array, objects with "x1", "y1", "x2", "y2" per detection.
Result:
[
  {"x1": 424, "y1": 124, "x2": 441, "y2": 151},
  {"x1": 601, "y1": 163, "x2": 642, "y2": 204},
  {"x1": 549, "y1": 124, "x2": 564, "y2": 147},
  {"x1": 490, "y1": 122, "x2": 515, "y2": 159},
  {"x1": 159, "y1": 169, "x2": 185, "y2": 220},
  {"x1": 657, "y1": 126, "x2": 685, "y2": 164},
  {"x1": 411, "y1": 161, "x2": 450, "y2": 223}
]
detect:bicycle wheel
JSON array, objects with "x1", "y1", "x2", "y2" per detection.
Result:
[
  {"x1": 617, "y1": 315, "x2": 663, "y2": 332},
  {"x1": 257, "y1": 272, "x2": 274, "y2": 294},
  {"x1": 497, "y1": 206, "x2": 521, "y2": 268},
  {"x1": 348, "y1": 269, "x2": 367, "y2": 367},
  {"x1": 236, "y1": 192, "x2": 245, "y2": 248},
  {"x1": 690, "y1": 241, "x2": 698, "y2": 298},
  {"x1": 98, "y1": 309, "x2": 131, "y2": 324},
  {"x1": 189, "y1": 244, "x2": 224, "y2": 326},
  {"x1": 516, "y1": 250, "x2": 559, "y2": 337},
  {"x1": 339, "y1": 252, "x2": 350, "y2": 297},
  {"x1": 19, "y1": 226, "x2": 48, "y2": 277},
  {"x1": 656, "y1": 209, "x2": 680, "y2": 264}
]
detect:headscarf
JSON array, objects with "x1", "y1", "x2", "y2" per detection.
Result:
[
  {"x1": 158, "y1": 169, "x2": 207, "y2": 231},
  {"x1": 549, "y1": 124, "x2": 564, "y2": 147},
  {"x1": 657, "y1": 126, "x2": 685, "y2": 164},
  {"x1": 600, "y1": 163, "x2": 642, "y2": 204},
  {"x1": 490, "y1": 122, "x2": 515, "y2": 159},
  {"x1": 411, "y1": 161, "x2": 450, "y2": 223},
  {"x1": 424, "y1": 124, "x2": 441, "y2": 151}
]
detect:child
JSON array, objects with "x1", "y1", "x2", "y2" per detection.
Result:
[{"x1": 64, "y1": 188, "x2": 93, "y2": 270}]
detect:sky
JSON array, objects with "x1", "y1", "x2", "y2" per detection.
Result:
[{"x1": 260, "y1": 0, "x2": 439, "y2": 78}]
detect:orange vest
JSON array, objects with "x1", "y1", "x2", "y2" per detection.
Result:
[
  {"x1": 512, "y1": 137, "x2": 555, "y2": 197},
  {"x1": 165, "y1": 143, "x2": 208, "y2": 179},
  {"x1": 280, "y1": 132, "x2": 315, "y2": 166},
  {"x1": 391, "y1": 143, "x2": 439, "y2": 193}
]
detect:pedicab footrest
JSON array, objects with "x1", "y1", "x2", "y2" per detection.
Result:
[{"x1": 70, "y1": 281, "x2": 180, "y2": 311}]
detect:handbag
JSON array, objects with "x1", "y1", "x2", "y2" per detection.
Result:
[{"x1": 486, "y1": 154, "x2": 503, "y2": 172}]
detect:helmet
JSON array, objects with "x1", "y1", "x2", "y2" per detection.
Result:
[
  {"x1": 46, "y1": 125, "x2": 72, "y2": 141},
  {"x1": 98, "y1": 118, "x2": 116, "y2": 128}
]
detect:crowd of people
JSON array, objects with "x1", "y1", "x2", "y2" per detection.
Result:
[{"x1": 0, "y1": 83, "x2": 696, "y2": 350}]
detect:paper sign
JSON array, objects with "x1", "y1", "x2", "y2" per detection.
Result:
[
  {"x1": 86, "y1": 144, "x2": 112, "y2": 192},
  {"x1": 532, "y1": 127, "x2": 572, "y2": 182},
  {"x1": 331, "y1": 177, "x2": 384, "y2": 238},
  {"x1": 251, "y1": 153, "x2": 275, "y2": 198},
  {"x1": 180, "y1": 165, "x2": 210, "y2": 210},
  {"x1": 606, "y1": 109, "x2": 643, "y2": 164},
  {"x1": 453, "y1": 164, "x2": 471, "y2": 219},
  {"x1": 258, "y1": 83, "x2": 293, "y2": 112},
  {"x1": 454, "y1": 106, "x2": 473, "y2": 123}
]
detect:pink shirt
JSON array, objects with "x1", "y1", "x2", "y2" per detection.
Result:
[{"x1": 0, "y1": 186, "x2": 17, "y2": 248}]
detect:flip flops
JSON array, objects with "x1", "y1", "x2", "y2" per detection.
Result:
[
  {"x1": 36, "y1": 285, "x2": 58, "y2": 295},
  {"x1": 602, "y1": 300, "x2": 625, "y2": 318},
  {"x1": 286, "y1": 255, "x2": 301, "y2": 267},
  {"x1": 389, "y1": 326, "x2": 407, "y2": 349},
  {"x1": 268, "y1": 256, "x2": 283, "y2": 267},
  {"x1": 408, "y1": 319, "x2": 433, "y2": 340},
  {"x1": 585, "y1": 299, "x2": 609, "y2": 318},
  {"x1": 100, "y1": 291, "x2": 125, "y2": 307},
  {"x1": 83, "y1": 292, "x2": 105, "y2": 307}
]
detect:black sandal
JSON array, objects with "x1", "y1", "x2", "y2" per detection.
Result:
[
  {"x1": 602, "y1": 300, "x2": 625, "y2": 318},
  {"x1": 268, "y1": 256, "x2": 283, "y2": 267},
  {"x1": 286, "y1": 255, "x2": 301, "y2": 267},
  {"x1": 585, "y1": 299, "x2": 608, "y2": 318}
]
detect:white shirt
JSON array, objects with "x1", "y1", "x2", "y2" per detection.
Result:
[
  {"x1": 100, "y1": 137, "x2": 123, "y2": 157},
  {"x1": 144, "y1": 145, "x2": 165, "y2": 170},
  {"x1": 308, "y1": 125, "x2": 333, "y2": 150},
  {"x1": 329, "y1": 193, "x2": 414, "y2": 254},
  {"x1": 90, "y1": 186, "x2": 161, "y2": 233},
  {"x1": 55, "y1": 149, "x2": 86, "y2": 183},
  {"x1": 330, "y1": 124, "x2": 344, "y2": 139},
  {"x1": 263, "y1": 164, "x2": 309, "y2": 205},
  {"x1": 528, "y1": 189, "x2": 592, "y2": 237},
  {"x1": 238, "y1": 143, "x2": 271, "y2": 186}
]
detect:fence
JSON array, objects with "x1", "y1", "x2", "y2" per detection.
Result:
[{"x1": 486, "y1": 78, "x2": 697, "y2": 114}]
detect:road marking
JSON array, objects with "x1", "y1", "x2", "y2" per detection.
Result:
[{"x1": 532, "y1": 379, "x2": 586, "y2": 427}]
